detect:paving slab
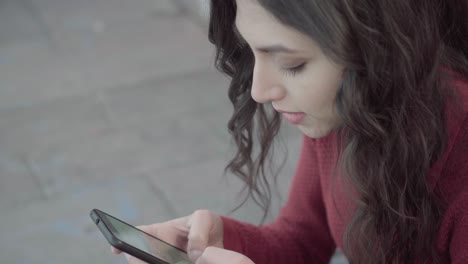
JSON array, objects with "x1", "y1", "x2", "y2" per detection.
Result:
[
  {"x1": 101, "y1": 69, "x2": 231, "y2": 130},
  {"x1": 0, "y1": 175, "x2": 175, "y2": 264},
  {"x1": 0, "y1": 152, "x2": 43, "y2": 212},
  {"x1": 27, "y1": 130, "x2": 165, "y2": 197},
  {"x1": 148, "y1": 156, "x2": 271, "y2": 223},
  {"x1": 26, "y1": 102, "x2": 233, "y2": 199},
  {"x1": 145, "y1": 133, "x2": 303, "y2": 223},
  {"x1": 0, "y1": 0, "x2": 51, "y2": 61},
  {"x1": 0, "y1": 93, "x2": 111, "y2": 156},
  {"x1": 0, "y1": 16, "x2": 214, "y2": 109},
  {"x1": 33, "y1": 0, "x2": 178, "y2": 29},
  {"x1": 136, "y1": 111, "x2": 229, "y2": 163}
]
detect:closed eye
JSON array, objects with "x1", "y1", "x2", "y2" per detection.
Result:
[{"x1": 283, "y1": 63, "x2": 306, "y2": 77}]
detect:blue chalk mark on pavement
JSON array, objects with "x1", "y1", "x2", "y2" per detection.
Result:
[{"x1": 113, "y1": 178, "x2": 140, "y2": 222}]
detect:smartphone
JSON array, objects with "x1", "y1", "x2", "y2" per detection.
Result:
[{"x1": 90, "y1": 209, "x2": 193, "y2": 264}]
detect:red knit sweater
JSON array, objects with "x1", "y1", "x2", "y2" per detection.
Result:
[{"x1": 221, "y1": 74, "x2": 468, "y2": 264}]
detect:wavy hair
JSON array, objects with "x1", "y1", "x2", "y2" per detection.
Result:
[{"x1": 208, "y1": 0, "x2": 468, "y2": 263}]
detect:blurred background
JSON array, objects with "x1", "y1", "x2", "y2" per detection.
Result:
[{"x1": 0, "y1": 0, "x2": 347, "y2": 263}]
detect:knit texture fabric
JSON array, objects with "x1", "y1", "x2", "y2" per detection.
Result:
[{"x1": 221, "y1": 75, "x2": 468, "y2": 264}]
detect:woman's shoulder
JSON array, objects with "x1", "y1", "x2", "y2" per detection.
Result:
[
  {"x1": 444, "y1": 66, "x2": 468, "y2": 113},
  {"x1": 442, "y1": 66, "x2": 468, "y2": 146},
  {"x1": 426, "y1": 68, "x2": 468, "y2": 194},
  {"x1": 432, "y1": 72, "x2": 468, "y2": 201},
  {"x1": 445, "y1": 68, "x2": 468, "y2": 151}
]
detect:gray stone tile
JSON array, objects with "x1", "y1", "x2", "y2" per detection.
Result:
[
  {"x1": 102, "y1": 69, "x2": 231, "y2": 129},
  {"x1": 0, "y1": 39, "x2": 52, "y2": 67},
  {"x1": 27, "y1": 130, "x2": 165, "y2": 197},
  {"x1": 47, "y1": 16, "x2": 215, "y2": 86},
  {"x1": 0, "y1": 56, "x2": 82, "y2": 109},
  {"x1": 43, "y1": 9, "x2": 192, "y2": 57},
  {"x1": 0, "y1": 93, "x2": 111, "y2": 155},
  {"x1": 0, "y1": 16, "x2": 215, "y2": 109},
  {"x1": 145, "y1": 133, "x2": 302, "y2": 225},
  {"x1": 0, "y1": 153, "x2": 43, "y2": 212},
  {"x1": 175, "y1": 0, "x2": 210, "y2": 23},
  {"x1": 0, "y1": 175, "x2": 174, "y2": 264},
  {"x1": 146, "y1": 156, "x2": 267, "y2": 223},
  {"x1": 0, "y1": 0, "x2": 48, "y2": 51},
  {"x1": 34, "y1": 0, "x2": 178, "y2": 30},
  {"x1": 196, "y1": 106, "x2": 233, "y2": 148},
  {"x1": 134, "y1": 108, "x2": 231, "y2": 167}
]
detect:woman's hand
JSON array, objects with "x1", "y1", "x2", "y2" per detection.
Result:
[{"x1": 112, "y1": 210, "x2": 224, "y2": 263}]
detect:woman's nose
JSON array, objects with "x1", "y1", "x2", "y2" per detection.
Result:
[{"x1": 250, "y1": 63, "x2": 286, "y2": 104}]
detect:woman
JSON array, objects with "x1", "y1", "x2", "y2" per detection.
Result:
[{"x1": 115, "y1": 0, "x2": 468, "y2": 263}]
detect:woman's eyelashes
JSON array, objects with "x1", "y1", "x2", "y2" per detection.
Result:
[{"x1": 282, "y1": 63, "x2": 306, "y2": 77}]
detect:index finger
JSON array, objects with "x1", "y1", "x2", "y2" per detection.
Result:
[
  {"x1": 186, "y1": 210, "x2": 216, "y2": 253},
  {"x1": 110, "y1": 216, "x2": 192, "y2": 257},
  {"x1": 111, "y1": 246, "x2": 121, "y2": 254},
  {"x1": 141, "y1": 216, "x2": 192, "y2": 250}
]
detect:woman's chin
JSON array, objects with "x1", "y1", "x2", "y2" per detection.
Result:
[{"x1": 298, "y1": 124, "x2": 335, "y2": 139}]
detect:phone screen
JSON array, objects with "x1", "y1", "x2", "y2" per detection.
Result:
[{"x1": 100, "y1": 212, "x2": 192, "y2": 264}]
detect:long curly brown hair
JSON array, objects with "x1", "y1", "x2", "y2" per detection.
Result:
[{"x1": 208, "y1": 0, "x2": 468, "y2": 263}]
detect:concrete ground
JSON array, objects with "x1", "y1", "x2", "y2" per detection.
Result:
[{"x1": 0, "y1": 0, "x2": 347, "y2": 263}]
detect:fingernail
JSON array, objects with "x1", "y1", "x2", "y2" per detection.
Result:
[{"x1": 189, "y1": 250, "x2": 202, "y2": 261}]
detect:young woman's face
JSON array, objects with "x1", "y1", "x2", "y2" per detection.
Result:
[{"x1": 235, "y1": 0, "x2": 344, "y2": 138}]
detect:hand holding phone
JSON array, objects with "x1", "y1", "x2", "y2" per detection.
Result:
[
  {"x1": 90, "y1": 209, "x2": 193, "y2": 264},
  {"x1": 108, "y1": 222, "x2": 255, "y2": 264}
]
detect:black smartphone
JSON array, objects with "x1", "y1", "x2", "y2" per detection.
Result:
[{"x1": 90, "y1": 209, "x2": 193, "y2": 264}]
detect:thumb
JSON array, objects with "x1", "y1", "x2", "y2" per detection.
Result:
[{"x1": 196, "y1": 247, "x2": 254, "y2": 264}]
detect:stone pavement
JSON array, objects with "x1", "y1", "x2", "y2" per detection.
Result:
[{"x1": 0, "y1": 0, "x2": 347, "y2": 263}]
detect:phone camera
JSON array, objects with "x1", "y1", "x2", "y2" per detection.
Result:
[{"x1": 95, "y1": 218, "x2": 100, "y2": 224}]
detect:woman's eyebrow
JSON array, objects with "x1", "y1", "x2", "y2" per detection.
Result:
[
  {"x1": 233, "y1": 24, "x2": 303, "y2": 54},
  {"x1": 255, "y1": 44, "x2": 302, "y2": 54}
]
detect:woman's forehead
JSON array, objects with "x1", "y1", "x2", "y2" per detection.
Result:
[{"x1": 235, "y1": 1, "x2": 318, "y2": 53}]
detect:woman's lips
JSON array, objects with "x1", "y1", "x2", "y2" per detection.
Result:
[{"x1": 280, "y1": 112, "x2": 305, "y2": 125}]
